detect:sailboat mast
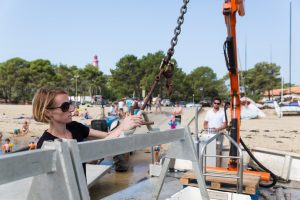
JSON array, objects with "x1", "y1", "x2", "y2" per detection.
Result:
[
  {"x1": 281, "y1": 76, "x2": 284, "y2": 103},
  {"x1": 245, "y1": 35, "x2": 247, "y2": 71},
  {"x1": 289, "y1": 1, "x2": 292, "y2": 94}
]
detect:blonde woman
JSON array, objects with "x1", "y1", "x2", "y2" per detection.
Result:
[{"x1": 32, "y1": 87, "x2": 143, "y2": 172}]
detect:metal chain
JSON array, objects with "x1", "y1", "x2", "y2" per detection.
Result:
[
  {"x1": 165, "y1": 0, "x2": 190, "y2": 63},
  {"x1": 141, "y1": 0, "x2": 190, "y2": 110}
]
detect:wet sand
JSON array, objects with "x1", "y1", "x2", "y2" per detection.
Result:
[{"x1": 89, "y1": 149, "x2": 152, "y2": 199}]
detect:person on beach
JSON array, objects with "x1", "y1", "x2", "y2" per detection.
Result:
[
  {"x1": 118, "y1": 99, "x2": 125, "y2": 113},
  {"x1": 2, "y1": 138, "x2": 13, "y2": 153},
  {"x1": 154, "y1": 94, "x2": 161, "y2": 113},
  {"x1": 145, "y1": 96, "x2": 152, "y2": 113},
  {"x1": 28, "y1": 141, "x2": 36, "y2": 150},
  {"x1": 172, "y1": 102, "x2": 183, "y2": 125},
  {"x1": 132, "y1": 98, "x2": 141, "y2": 115},
  {"x1": 108, "y1": 103, "x2": 117, "y2": 116},
  {"x1": 203, "y1": 97, "x2": 227, "y2": 167},
  {"x1": 21, "y1": 121, "x2": 30, "y2": 134},
  {"x1": 153, "y1": 145, "x2": 161, "y2": 164},
  {"x1": 125, "y1": 98, "x2": 133, "y2": 114},
  {"x1": 32, "y1": 87, "x2": 144, "y2": 173},
  {"x1": 168, "y1": 115, "x2": 177, "y2": 129},
  {"x1": 153, "y1": 113, "x2": 177, "y2": 165},
  {"x1": 13, "y1": 128, "x2": 20, "y2": 135},
  {"x1": 203, "y1": 97, "x2": 227, "y2": 133},
  {"x1": 72, "y1": 105, "x2": 80, "y2": 116},
  {"x1": 118, "y1": 107, "x2": 126, "y2": 119}
]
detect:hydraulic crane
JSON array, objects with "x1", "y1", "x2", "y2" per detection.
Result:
[
  {"x1": 222, "y1": 0, "x2": 244, "y2": 169},
  {"x1": 222, "y1": 1, "x2": 278, "y2": 188},
  {"x1": 140, "y1": 0, "x2": 275, "y2": 188}
]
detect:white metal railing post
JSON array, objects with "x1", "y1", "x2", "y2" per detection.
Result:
[
  {"x1": 28, "y1": 139, "x2": 82, "y2": 200},
  {"x1": 67, "y1": 139, "x2": 90, "y2": 200},
  {"x1": 152, "y1": 127, "x2": 210, "y2": 200}
]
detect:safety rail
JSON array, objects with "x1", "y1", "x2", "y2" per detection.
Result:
[
  {"x1": 199, "y1": 132, "x2": 244, "y2": 193},
  {"x1": 0, "y1": 127, "x2": 210, "y2": 200},
  {"x1": 0, "y1": 149, "x2": 55, "y2": 185},
  {"x1": 187, "y1": 105, "x2": 202, "y2": 127},
  {"x1": 187, "y1": 106, "x2": 202, "y2": 158},
  {"x1": 78, "y1": 128, "x2": 185, "y2": 163}
]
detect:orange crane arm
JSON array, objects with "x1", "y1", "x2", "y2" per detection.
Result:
[
  {"x1": 222, "y1": 2, "x2": 272, "y2": 185},
  {"x1": 222, "y1": 0, "x2": 244, "y2": 169}
]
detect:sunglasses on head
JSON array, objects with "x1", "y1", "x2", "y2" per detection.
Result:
[
  {"x1": 214, "y1": 102, "x2": 221, "y2": 105},
  {"x1": 48, "y1": 101, "x2": 73, "y2": 112}
]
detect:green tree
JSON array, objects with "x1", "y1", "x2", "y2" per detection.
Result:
[
  {"x1": 0, "y1": 58, "x2": 30, "y2": 103},
  {"x1": 244, "y1": 62, "x2": 281, "y2": 101},
  {"x1": 110, "y1": 55, "x2": 141, "y2": 99},
  {"x1": 106, "y1": 75, "x2": 117, "y2": 101},
  {"x1": 139, "y1": 51, "x2": 169, "y2": 97},
  {"x1": 29, "y1": 59, "x2": 56, "y2": 90},
  {"x1": 14, "y1": 62, "x2": 32, "y2": 103},
  {"x1": 79, "y1": 65, "x2": 107, "y2": 98},
  {"x1": 170, "y1": 67, "x2": 188, "y2": 101},
  {"x1": 186, "y1": 66, "x2": 226, "y2": 101},
  {"x1": 55, "y1": 64, "x2": 78, "y2": 95},
  {"x1": 283, "y1": 82, "x2": 295, "y2": 88}
]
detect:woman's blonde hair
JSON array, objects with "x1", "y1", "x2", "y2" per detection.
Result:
[{"x1": 32, "y1": 87, "x2": 68, "y2": 123}]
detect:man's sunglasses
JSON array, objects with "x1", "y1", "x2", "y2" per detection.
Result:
[
  {"x1": 47, "y1": 101, "x2": 73, "y2": 112},
  {"x1": 214, "y1": 102, "x2": 221, "y2": 105}
]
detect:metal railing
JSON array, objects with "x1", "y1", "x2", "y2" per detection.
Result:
[
  {"x1": 0, "y1": 149, "x2": 55, "y2": 185},
  {"x1": 199, "y1": 131, "x2": 244, "y2": 193},
  {"x1": 0, "y1": 127, "x2": 210, "y2": 200},
  {"x1": 187, "y1": 106, "x2": 203, "y2": 158}
]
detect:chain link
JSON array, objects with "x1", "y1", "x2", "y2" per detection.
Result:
[
  {"x1": 165, "y1": 0, "x2": 190, "y2": 63},
  {"x1": 142, "y1": 0, "x2": 190, "y2": 107}
]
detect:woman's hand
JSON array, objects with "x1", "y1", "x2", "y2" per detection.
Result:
[
  {"x1": 118, "y1": 115, "x2": 144, "y2": 131},
  {"x1": 106, "y1": 114, "x2": 144, "y2": 139}
]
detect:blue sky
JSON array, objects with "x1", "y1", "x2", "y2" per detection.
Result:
[{"x1": 0, "y1": 0, "x2": 299, "y2": 85}]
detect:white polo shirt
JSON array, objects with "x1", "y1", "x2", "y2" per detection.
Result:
[
  {"x1": 204, "y1": 109, "x2": 226, "y2": 129},
  {"x1": 118, "y1": 101, "x2": 124, "y2": 109}
]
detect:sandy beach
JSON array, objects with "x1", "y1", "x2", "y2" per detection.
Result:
[{"x1": 1, "y1": 104, "x2": 300, "y2": 153}]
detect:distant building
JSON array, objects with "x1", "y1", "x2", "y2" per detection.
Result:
[
  {"x1": 262, "y1": 86, "x2": 300, "y2": 101},
  {"x1": 92, "y1": 55, "x2": 99, "y2": 68}
]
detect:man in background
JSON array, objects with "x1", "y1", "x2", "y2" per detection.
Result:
[
  {"x1": 203, "y1": 97, "x2": 227, "y2": 133},
  {"x1": 203, "y1": 97, "x2": 227, "y2": 167}
]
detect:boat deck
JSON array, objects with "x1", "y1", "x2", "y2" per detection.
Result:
[{"x1": 103, "y1": 174, "x2": 300, "y2": 200}]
